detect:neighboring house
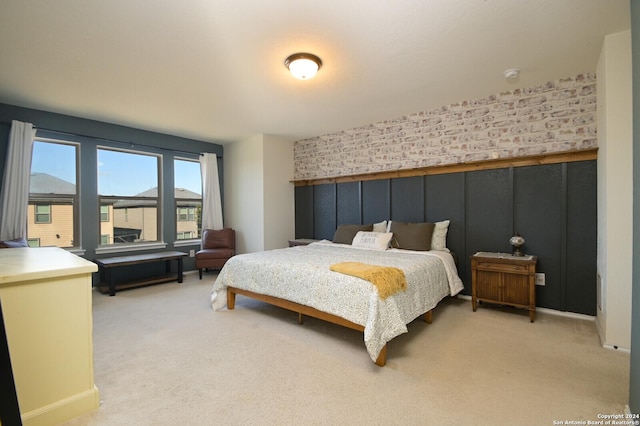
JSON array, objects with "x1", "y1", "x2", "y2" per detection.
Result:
[
  {"x1": 174, "y1": 188, "x2": 202, "y2": 240},
  {"x1": 28, "y1": 172, "x2": 76, "y2": 247},
  {"x1": 110, "y1": 187, "x2": 201, "y2": 243},
  {"x1": 27, "y1": 174, "x2": 201, "y2": 246}
]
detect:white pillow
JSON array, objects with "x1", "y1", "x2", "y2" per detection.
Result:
[
  {"x1": 372, "y1": 220, "x2": 388, "y2": 233},
  {"x1": 431, "y1": 220, "x2": 450, "y2": 252},
  {"x1": 351, "y1": 231, "x2": 393, "y2": 251}
]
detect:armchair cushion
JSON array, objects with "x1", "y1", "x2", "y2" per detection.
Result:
[{"x1": 196, "y1": 248, "x2": 234, "y2": 260}]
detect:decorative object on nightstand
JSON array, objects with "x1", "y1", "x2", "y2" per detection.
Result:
[
  {"x1": 471, "y1": 252, "x2": 538, "y2": 322},
  {"x1": 509, "y1": 232, "x2": 525, "y2": 256}
]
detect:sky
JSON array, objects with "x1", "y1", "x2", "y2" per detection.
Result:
[{"x1": 31, "y1": 141, "x2": 202, "y2": 196}]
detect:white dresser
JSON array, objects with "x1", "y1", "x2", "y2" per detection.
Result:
[{"x1": 0, "y1": 247, "x2": 99, "y2": 425}]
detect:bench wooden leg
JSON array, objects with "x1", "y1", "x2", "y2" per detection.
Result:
[
  {"x1": 177, "y1": 258, "x2": 184, "y2": 283},
  {"x1": 108, "y1": 270, "x2": 116, "y2": 296},
  {"x1": 423, "y1": 310, "x2": 432, "y2": 324}
]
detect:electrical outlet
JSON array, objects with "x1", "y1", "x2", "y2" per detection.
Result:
[
  {"x1": 535, "y1": 273, "x2": 545, "y2": 286},
  {"x1": 189, "y1": 249, "x2": 195, "y2": 257}
]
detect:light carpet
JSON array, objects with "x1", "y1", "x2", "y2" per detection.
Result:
[{"x1": 62, "y1": 272, "x2": 630, "y2": 426}]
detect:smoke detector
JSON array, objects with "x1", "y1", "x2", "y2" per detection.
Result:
[{"x1": 504, "y1": 68, "x2": 520, "y2": 80}]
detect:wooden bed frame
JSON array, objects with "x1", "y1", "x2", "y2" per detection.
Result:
[{"x1": 227, "y1": 286, "x2": 433, "y2": 366}]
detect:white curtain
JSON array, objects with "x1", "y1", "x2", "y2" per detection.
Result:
[
  {"x1": 0, "y1": 121, "x2": 36, "y2": 241},
  {"x1": 200, "y1": 153, "x2": 223, "y2": 232}
]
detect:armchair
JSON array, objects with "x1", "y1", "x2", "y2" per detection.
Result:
[{"x1": 195, "y1": 228, "x2": 235, "y2": 279}]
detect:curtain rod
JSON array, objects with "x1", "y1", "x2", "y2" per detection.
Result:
[
  {"x1": 2, "y1": 120, "x2": 222, "y2": 158},
  {"x1": 33, "y1": 126, "x2": 209, "y2": 158}
]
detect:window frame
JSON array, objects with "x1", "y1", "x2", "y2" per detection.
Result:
[
  {"x1": 173, "y1": 157, "x2": 202, "y2": 244},
  {"x1": 97, "y1": 146, "x2": 163, "y2": 249},
  {"x1": 34, "y1": 204, "x2": 52, "y2": 224},
  {"x1": 28, "y1": 138, "x2": 80, "y2": 249}
]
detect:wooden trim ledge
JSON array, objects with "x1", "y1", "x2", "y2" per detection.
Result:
[{"x1": 293, "y1": 148, "x2": 598, "y2": 187}]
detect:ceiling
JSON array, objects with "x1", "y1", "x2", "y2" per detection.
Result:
[{"x1": 0, "y1": 0, "x2": 631, "y2": 144}]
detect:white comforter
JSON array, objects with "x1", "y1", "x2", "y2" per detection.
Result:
[{"x1": 211, "y1": 240, "x2": 464, "y2": 362}]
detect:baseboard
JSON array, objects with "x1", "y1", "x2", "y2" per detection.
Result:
[
  {"x1": 456, "y1": 294, "x2": 595, "y2": 321},
  {"x1": 595, "y1": 315, "x2": 606, "y2": 347},
  {"x1": 593, "y1": 311, "x2": 631, "y2": 352},
  {"x1": 22, "y1": 385, "x2": 99, "y2": 426},
  {"x1": 536, "y1": 307, "x2": 595, "y2": 322},
  {"x1": 601, "y1": 344, "x2": 631, "y2": 353}
]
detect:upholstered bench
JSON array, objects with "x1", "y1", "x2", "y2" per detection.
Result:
[{"x1": 95, "y1": 251, "x2": 188, "y2": 296}]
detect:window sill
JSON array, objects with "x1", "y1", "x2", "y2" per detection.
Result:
[
  {"x1": 173, "y1": 239, "x2": 201, "y2": 248},
  {"x1": 95, "y1": 242, "x2": 168, "y2": 255},
  {"x1": 67, "y1": 248, "x2": 86, "y2": 257}
]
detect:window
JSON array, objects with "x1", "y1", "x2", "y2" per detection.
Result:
[
  {"x1": 174, "y1": 158, "x2": 202, "y2": 241},
  {"x1": 29, "y1": 139, "x2": 79, "y2": 248},
  {"x1": 177, "y1": 207, "x2": 197, "y2": 221},
  {"x1": 98, "y1": 148, "x2": 161, "y2": 245},
  {"x1": 100, "y1": 205, "x2": 110, "y2": 222},
  {"x1": 34, "y1": 204, "x2": 51, "y2": 224},
  {"x1": 177, "y1": 231, "x2": 195, "y2": 240}
]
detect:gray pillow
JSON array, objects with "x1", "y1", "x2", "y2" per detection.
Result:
[
  {"x1": 332, "y1": 224, "x2": 373, "y2": 244},
  {"x1": 389, "y1": 222, "x2": 435, "y2": 251}
]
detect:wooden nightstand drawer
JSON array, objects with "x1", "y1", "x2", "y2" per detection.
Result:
[{"x1": 476, "y1": 261, "x2": 530, "y2": 274}]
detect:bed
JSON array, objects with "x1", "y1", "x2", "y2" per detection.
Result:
[{"x1": 210, "y1": 222, "x2": 463, "y2": 366}]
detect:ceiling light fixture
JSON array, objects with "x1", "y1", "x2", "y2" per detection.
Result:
[{"x1": 285, "y1": 53, "x2": 322, "y2": 80}]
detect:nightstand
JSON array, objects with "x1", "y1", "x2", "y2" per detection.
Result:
[
  {"x1": 471, "y1": 252, "x2": 538, "y2": 322},
  {"x1": 288, "y1": 239, "x2": 320, "y2": 247}
]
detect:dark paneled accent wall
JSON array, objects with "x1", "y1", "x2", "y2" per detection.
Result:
[
  {"x1": 295, "y1": 160, "x2": 597, "y2": 315},
  {"x1": 362, "y1": 179, "x2": 391, "y2": 225},
  {"x1": 313, "y1": 185, "x2": 337, "y2": 240}
]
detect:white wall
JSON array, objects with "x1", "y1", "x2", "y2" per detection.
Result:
[
  {"x1": 596, "y1": 30, "x2": 633, "y2": 349},
  {"x1": 263, "y1": 134, "x2": 295, "y2": 250},
  {"x1": 223, "y1": 134, "x2": 294, "y2": 254},
  {"x1": 223, "y1": 135, "x2": 265, "y2": 254}
]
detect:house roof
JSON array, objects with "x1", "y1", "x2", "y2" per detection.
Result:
[
  {"x1": 112, "y1": 187, "x2": 201, "y2": 208},
  {"x1": 29, "y1": 174, "x2": 200, "y2": 206},
  {"x1": 0, "y1": 1, "x2": 631, "y2": 144},
  {"x1": 30, "y1": 172, "x2": 76, "y2": 195}
]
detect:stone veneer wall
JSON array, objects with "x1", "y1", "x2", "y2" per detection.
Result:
[{"x1": 294, "y1": 73, "x2": 597, "y2": 180}]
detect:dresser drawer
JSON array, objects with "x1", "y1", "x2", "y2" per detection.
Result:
[{"x1": 476, "y1": 261, "x2": 530, "y2": 274}]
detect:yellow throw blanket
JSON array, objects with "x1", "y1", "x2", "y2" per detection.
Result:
[{"x1": 330, "y1": 262, "x2": 406, "y2": 299}]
